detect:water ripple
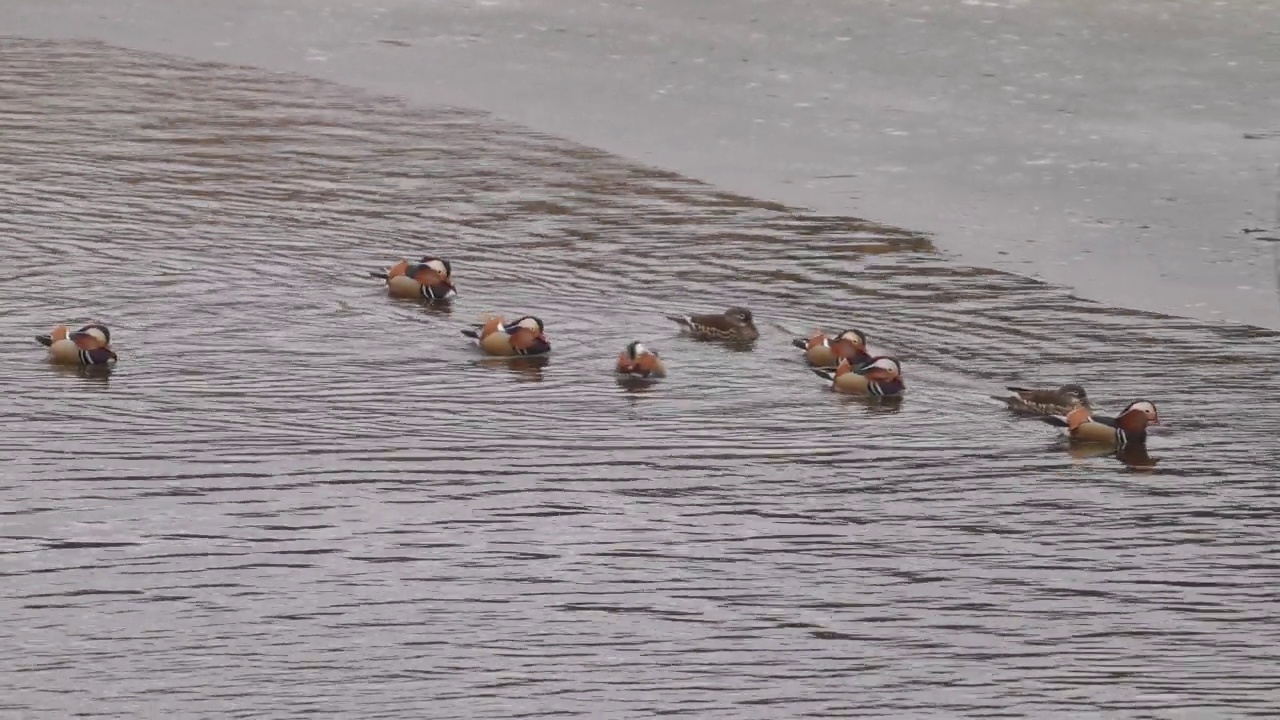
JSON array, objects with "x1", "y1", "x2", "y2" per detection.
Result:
[{"x1": 2, "y1": 37, "x2": 1279, "y2": 719}]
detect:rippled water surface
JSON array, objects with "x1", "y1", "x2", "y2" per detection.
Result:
[{"x1": 3, "y1": 38, "x2": 1280, "y2": 718}]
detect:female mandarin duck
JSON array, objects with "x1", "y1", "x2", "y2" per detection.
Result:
[
  {"x1": 35, "y1": 323, "x2": 118, "y2": 366},
  {"x1": 998, "y1": 383, "x2": 1091, "y2": 416},
  {"x1": 812, "y1": 356, "x2": 905, "y2": 397},
  {"x1": 666, "y1": 306, "x2": 758, "y2": 342},
  {"x1": 370, "y1": 256, "x2": 456, "y2": 301},
  {"x1": 792, "y1": 328, "x2": 872, "y2": 368},
  {"x1": 1037, "y1": 400, "x2": 1159, "y2": 449},
  {"x1": 615, "y1": 341, "x2": 666, "y2": 378},
  {"x1": 462, "y1": 315, "x2": 550, "y2": 356}
]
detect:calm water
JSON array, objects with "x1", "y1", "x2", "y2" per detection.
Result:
[{"x1": 2, "y1": 38, "x2": 1280, "y2": 718}]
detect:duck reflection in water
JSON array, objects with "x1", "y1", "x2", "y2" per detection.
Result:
[
  {"x1": 48, "y1": 362, "x2": 114, "y2": 385},
  {"x1": 1067, "y1": 443, "x2": 1160, "y2": 471},
  {"x1": 478, "y1": 354, "x2": 549, "y2": 382},
  {"x1": 840, "y1": 393, "x2": 904, "y2": 414},
  {"x1": 417, "y1": 299, "x2": 453, "y2": 317}
]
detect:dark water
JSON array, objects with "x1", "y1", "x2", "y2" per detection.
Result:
[{"x1": 2, "y1": 38, "x2": 1279, "y2": 718}]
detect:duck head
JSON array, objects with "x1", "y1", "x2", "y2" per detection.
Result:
[
  {"x1": 856, "y1": 356, "x2": 902, "y2": 382},
  {"x1": 831, "y1": 329, "x2": 867, "y2": 357},
  {"x1": 507, "y1": 316, "x2": 547, "y2": 350},
  {"x1": 623, "y1": 341, "x2": 662, "y2": 374},
  {"x1": 413, "y1": 257, "x2": 453, "y2": 286},
  {"x1": 1118, "y1": 400, "x2": 1159, "y2": 428},
  {"x1": 723, "y1": 306, "x2": 755, "y2": 327},
  {"x1": 1057, "y1": 383, "x2": 1089, "y2": 405},
  {"x1": 71, "y1": 323, "x2": 111, "y2": 348}
]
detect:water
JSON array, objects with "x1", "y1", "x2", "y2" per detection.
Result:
[{"x1": 2, "y1": 38, "x2": 1279, "y2": 718}]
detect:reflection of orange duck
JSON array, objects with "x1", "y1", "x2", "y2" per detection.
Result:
[
  {"x1": 615, "y1": 342, "x2": 666, "y2": 378},
  {"x1": 792, "y1": 328, "x2": 872, "y2": 368},
  {"x1": 1067, "y1": 443, "x2": 1159, "y2": 471},
  {"x1": 35, "y1": 323, "x2": 118, "y2": 366},
  {"x1": 1037, "y1": 401, "x2": 1159, "y2": 449},
  {"x1": 461, "y1": 316, "x2": 550, "y2": 357},
  {"x1": 812, "y1": 356, "x2": 905, "y2": 397},
  {"x1": 370, "y1": 256, "x2": 456, "y2": 301}
]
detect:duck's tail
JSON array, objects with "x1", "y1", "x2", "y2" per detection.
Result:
[
  {"x1": 791, "y1": 337, "x2": 809, "y2": 350},
  {"x1": 811, "y1": 367, "x2": 836, "y2": 382},
  {"x1": 34, "y1": 334, "x2": 53, "y2": 347},
  {"x1": 460, "y1": 326, "x2": 482, "y2": 339}
]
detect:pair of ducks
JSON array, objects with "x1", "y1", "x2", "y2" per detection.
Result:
[
  {"x1": 32, "y1": 254, "x2": 1159, "y2": 451},
  {"x1": 30, "y1": 256, "x2": 456, "y2": 368},
  {"x1": 1001, "y1": 384, "x2": 1161, "y2": 450}
]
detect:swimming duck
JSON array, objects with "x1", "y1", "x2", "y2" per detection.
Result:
[
  {"x1": 811, "y1": 356, "x2": 905, "y2": 397},
  {"x1": 461, "y1": 315, "x2": 550, "y2": 356},
  {"x1": 666, "y1": 306, "x2": 759, "y2": 342},
  {"x1": 35, "y1": 323, "x2": 118, "y2": 366},
  {"x1": 998, "y1": 383, "x2": 1091, "y2": 416},
  {"x1": 615, "y1": 341, "x2": 666, "y2": 378},
  {"x1": 1037, "y1": 400, "x2": 1159, "y2": 449},
  {"x1": 792, "y1": 328, "x2": 872, "y2": 368},
  {"x1": 369, "y1": 256, "x2": 456, "y2": 301}
]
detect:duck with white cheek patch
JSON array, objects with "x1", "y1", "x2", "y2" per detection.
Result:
[
  {"x1": 370, "y1": 255, "x2": 456, "y2": 301},
  {"x1": 615, "y1": 341, "x2": 666, "y2": 379},
  {"x1": 462, "y1": 315, "x2": 550, "y2": 357},
  {"x1": 812, "y1": 356, "x2": 905, "y2": 397},
  {"x1": 1037, "y1": 400, "x2": 1160, "y2": 450},
  {"x1": 35, "y1": 323, "x2": 118, "y2": 366},
  {"x1": 792, "y1": 328, "x2": 872, "y2": 369}
]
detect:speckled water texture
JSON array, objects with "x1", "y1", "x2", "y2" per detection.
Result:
[
  {"x1": 4, "y1": 0, "x2": 1279, "y2": 328},
  {"x1": 2, "y1": 9, "x2": 1280, "y2": 720}
]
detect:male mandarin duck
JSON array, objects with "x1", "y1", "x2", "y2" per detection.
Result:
[
  {"x1": 666, "y1": 306, "x2": 759, "y2": 342},
  {"x1": 998, "y1": 383, "x2": 1091, "y2": 416},
  {"x1": 812, "y1": 356, "x2": 905, "y2": 397},
  {"x1": 615, "y1": 341, "x2": 666, "y2": 378},
  {"x1": 792, "y1": 328, "x2": 872, "y2": 368},
  {"x1": 35, "y1": 323, "x2": 118, "y2": 366},
  {"x1": 461, "y1": 315, "x2": 550, "y2": 357},
  {"x1": 1037, "y1": 400, "x2": 1159, "y2": 449},
  {"x1": 369, "y1": 256, "x2": 456, "y2": 301}
]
